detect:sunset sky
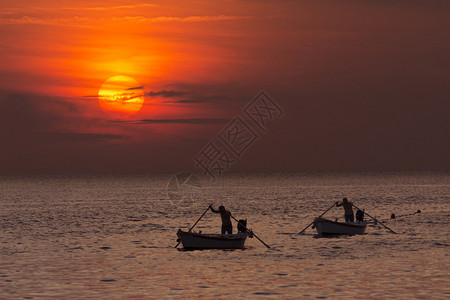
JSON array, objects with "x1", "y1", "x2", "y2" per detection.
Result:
[{"x1": 0, "y1": 0, "x2": 449, "y2": 173}]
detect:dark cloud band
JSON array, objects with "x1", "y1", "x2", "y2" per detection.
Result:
[
  {"x1": 111, "y1": 118, "x2": 229, "y2": 124},
  {"x1": 146, "y1": 90, "x2": 187, "y2": 98}
]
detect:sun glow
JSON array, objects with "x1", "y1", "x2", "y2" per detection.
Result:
[{"x1": 98, "y1": 75, "x2": 144, "y2": 118}]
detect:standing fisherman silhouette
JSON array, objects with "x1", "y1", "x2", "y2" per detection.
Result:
[
  {"x1": 209, "y1": 205, "x2": 233, "y2": 234},
  {"x1": 336, "y1": 197, "x2": 354, "y2": 222}
]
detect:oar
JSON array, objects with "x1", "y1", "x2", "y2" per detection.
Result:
[
  {"x1": 174, "y1": 204, "x2": 211, "y2": 248},
  {"x1": 352, "y1": 204, "x2": 396, "y2": 234},
  {"x1": 298, "y1": 202, "x2": 336, "y2": 234},
  {"x1": 391, "y1": 210, "x2": 421, "y2": 219},
  {"x1": 230, "y1": 215, "x2": 270, "y2": 248}
]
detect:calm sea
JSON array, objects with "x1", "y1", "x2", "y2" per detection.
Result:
[{"x1": 0, "y1": 172, "x2": 449, "y2": 299}]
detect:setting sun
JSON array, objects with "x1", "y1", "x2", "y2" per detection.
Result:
[{"x1": 98, "y1": 75, "x2": 144, "y2": 118}]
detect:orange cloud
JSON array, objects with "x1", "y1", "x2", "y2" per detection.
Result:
[{"x1": 0, "y1": 15, "x2": 252, "y2": 26}]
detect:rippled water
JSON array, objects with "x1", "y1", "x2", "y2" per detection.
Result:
[{"x1": 0, "y1": 172, "x2": 449, "y2": 299}]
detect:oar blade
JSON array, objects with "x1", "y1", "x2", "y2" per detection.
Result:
[{"x1": 231, "y1": 215, "x2": 270, "y2": 248}]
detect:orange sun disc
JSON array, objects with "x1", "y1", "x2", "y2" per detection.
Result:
[{"x1": 98, "y1": 75, "x2": 144, "y2": 118}]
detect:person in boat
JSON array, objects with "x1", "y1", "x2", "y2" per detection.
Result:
[
  {"x1": 336, "y1": 197, "x2": 354, "y2": 222},
  {"x1": 209, "y1": 205, "x2": 233, "y2": 234}
]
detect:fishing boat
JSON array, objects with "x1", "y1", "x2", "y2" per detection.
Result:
[
  {"x1": 313, "y1": 217, "x2": 367, "y2": 235},
  {"x1": 176, "y1": 229, "x2": 248, "y2": 250}
]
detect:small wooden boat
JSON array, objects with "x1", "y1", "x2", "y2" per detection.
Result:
[
  {"x1": 176, "y1": 229, "x2": 248, "y2": 250},
  {"x1": 313, "y1": 217, "x2": 367, "y2": 235}
]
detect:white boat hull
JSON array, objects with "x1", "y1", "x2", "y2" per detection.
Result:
[
  {"x1": 177, "y1": 229, "x2": 247, "y2": 249},
  {"x1": 313, "y1": 218, "x2": 367, "y2": 235}
]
